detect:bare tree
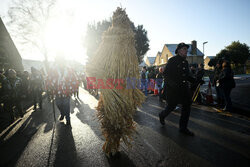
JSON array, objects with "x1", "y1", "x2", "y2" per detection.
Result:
[{"x1": 7, "y1": 0, "x2": 57, "y2": 64}]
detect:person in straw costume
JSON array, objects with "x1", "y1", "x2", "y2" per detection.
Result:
[{"x1": 86, "y1": 7, "x2": 145, "y2": 157}]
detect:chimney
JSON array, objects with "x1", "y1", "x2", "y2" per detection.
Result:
[{"x1": 191, "y1": 40, "x2": 197, "y2": 55}]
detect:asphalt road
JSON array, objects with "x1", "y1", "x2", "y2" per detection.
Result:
[
  {"x1": 0, "y1": 88, "x2": 250, "y2": 167},
  {"x1": 231, "y1": 78, "x2": 250, "y2": 112}
]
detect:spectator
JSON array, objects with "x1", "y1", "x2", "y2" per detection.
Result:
[
  {"x1": 218, "y1": 60, "x2": 235, "y2": 112},
  {"x1": 156, "y1": 67, "x2": 164, "y2": 102},
  {"x1": 195, "y1": 63, "x2": 205, "y2": 104},
  {"x1": 20, "y1": 71, "x2": 31, "y2": 99},
  {"x1": 140, "y1": 66, "x2": 149, "y2": 96},
  {"x1": 213, "y1": 59, "x2": 224, "y2": 107},
  {"x1": 4, "y1": 69, "x2": 23, "y2": 121},
  {"x1": 30, "y1": 67, "x2": 44, "y2": 111}
]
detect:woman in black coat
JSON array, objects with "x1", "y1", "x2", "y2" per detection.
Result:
[{"x1": 219, "y1": 60, "x2": 235, "y2": 111}]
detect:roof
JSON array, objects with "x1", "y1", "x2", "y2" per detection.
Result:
[
  {"x1": 139, "y1": 60, "x2": 146, "y2": 67},
  {"x1": 147, "y1": 57, "x2": 156, "y2": 65},
  {"x1": 205, "y1": 56, "x2": 215, "y2": 59},
  {"x1": 165, "y1": 44, "x2": 204, "y2": 57}
]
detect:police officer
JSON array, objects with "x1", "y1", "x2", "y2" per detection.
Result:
[{"x1": 159, "y1": 42, "x2": 195, "y2": 136}]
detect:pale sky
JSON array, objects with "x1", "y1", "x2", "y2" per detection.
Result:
[{"x1": 1, "y1": 0, "x2": 250, "y2": 64}]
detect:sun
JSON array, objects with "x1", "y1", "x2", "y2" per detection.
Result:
[{"x1": 43, "y1": 15, "x2": 87, "y2": 64}]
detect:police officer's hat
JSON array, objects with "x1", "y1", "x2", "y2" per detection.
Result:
[{"x1": 175, "y1": 42, "x2": 189, "y2": 54}]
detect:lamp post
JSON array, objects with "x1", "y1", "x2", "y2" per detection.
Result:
[{"x1": 203, "y1": 41, "x2": 208, "y2": 57}]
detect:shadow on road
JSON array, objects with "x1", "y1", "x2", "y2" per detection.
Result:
[
  {"x1": 53, "y1": 122, "x2": 78, "y2": 167},
  {"x1": 74, "y1": 97, "x2": 137, "y2": 166},
  {"x1": 107, "y1": 151, "x2": 136, "y2": 167},
  {"x1": 134, "y1": 103, "x2": 250, "y2": 167},
  {"x1": 74, "y1": 98, "x2": 104, "y2": 141},
  {"x1": 0, "y1": 99, "x2": 55, "y2": 166}
]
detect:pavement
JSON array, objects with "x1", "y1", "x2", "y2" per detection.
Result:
[{"x1": 0, "y1": 88, "x2": 250, "y2": 167}]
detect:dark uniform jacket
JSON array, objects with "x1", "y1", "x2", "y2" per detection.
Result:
[{"x1": 163, "y1": 55, "x2": 195, "y2": 105}]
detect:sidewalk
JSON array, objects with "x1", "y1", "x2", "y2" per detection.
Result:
[{"x1": 0, "y1": 93, "x2": 46, "y2": 134}]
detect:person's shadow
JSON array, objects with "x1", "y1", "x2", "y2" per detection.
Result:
[
  {"x1": 107, "y1": 152, "x2": 136, "y2": 167},
  {"x1": 0, "y1": 98, "x2": 55, "y2": 166},
  {"x1": 53, "y1": 122, "x2": 78, "y2": 167},
  {"x1": 74, "y1": 96, "x2": 136, "y2": 167}
]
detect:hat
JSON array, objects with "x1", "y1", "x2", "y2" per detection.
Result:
[{"x1": 175, "y1": 42, "x2": 189, "y2": 54}]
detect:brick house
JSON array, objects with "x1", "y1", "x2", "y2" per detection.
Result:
[{"x1": 204, "y1": 56, "x2": 215, "y2": 70}]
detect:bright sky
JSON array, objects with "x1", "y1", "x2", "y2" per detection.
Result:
[{"x1": 1, "y1": 0, "x2": 250, "y2": 64}]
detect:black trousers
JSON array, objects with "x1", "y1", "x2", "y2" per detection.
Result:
[
  {"x1": 33, "y1": 90, "x2": 42, "y2": 109},
  {"x1": 221, "y1": 88, "x2": 232, "y2": 111},
  {"x1": 160, "y1": 102, "x2": 191, "y2": 130}
]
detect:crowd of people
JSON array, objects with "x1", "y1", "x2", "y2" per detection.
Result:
[
  {"x1": 0, "y1": 68, "x2": 44, "y2": 122},
  {"x1": 140, "y1": 57, "x2": 235, "y2": 112},
  {"x1": 0, "y1": 62, "x2": 85, "y2": 125}
]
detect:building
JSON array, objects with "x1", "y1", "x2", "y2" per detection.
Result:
[
  {"x1": 153, "y1": 52, "x2": 161, "y2": 66},
  {"x1": 145, "y1": 57, "x2": 156, "y2": 66},
  {"x1": 204, "y1": 56, "x2": 215, "y2": 70},
  {"x1": 139, "y1": 56, "x2": 156, "y2": 68},
  {"x1": 0, "y1": 17, "x2": 23, "y2": 71},
  {"x1": 154, "y1": 40, "x2": 204, "y2": 67},
  {"x1": 139, "y1": 60, "x2": 147, "y2": 69}
]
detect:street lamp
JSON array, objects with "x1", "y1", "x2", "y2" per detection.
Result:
[{"x1": 203, "y1": 41, "x2": 208, "y2": 57}]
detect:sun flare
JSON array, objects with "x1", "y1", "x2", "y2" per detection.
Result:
[{"x1": 43, "y1": 3, "x2": 88, "y2": 64}]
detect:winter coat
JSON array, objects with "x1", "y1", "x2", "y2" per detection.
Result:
[
  {"x1": 219, "y1": 67, "x2": 235, "y2": 90},
  {"x1": 163, "y1": 55, "x2": 195, "y2": 105}
]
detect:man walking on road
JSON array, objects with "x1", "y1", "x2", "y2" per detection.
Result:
[{"x1": 159, "y1": 43, "x2": 195, "y2": 136}]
